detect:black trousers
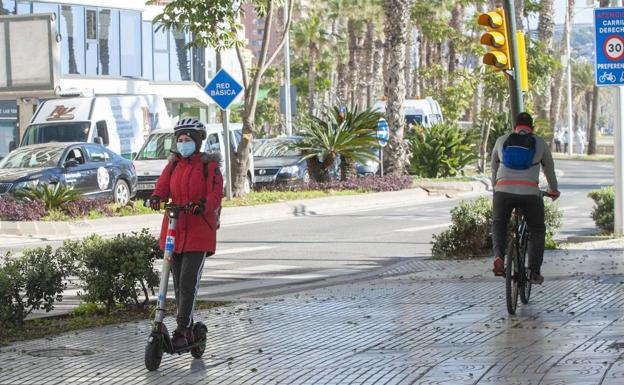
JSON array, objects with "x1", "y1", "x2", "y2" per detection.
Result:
[
  {"x1": 171, "y1": 251, "x2": 211, "y2": 331},
  {"x1": 492, "y1": 192, "x2": 546, "y2": 273}
]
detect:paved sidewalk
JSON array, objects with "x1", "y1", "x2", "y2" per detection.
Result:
[{"x1": 0, "y1": 239, "x2": 622, "y2": 384}]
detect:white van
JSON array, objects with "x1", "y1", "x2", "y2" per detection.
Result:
[
  {"x1": 19, "y1": 95, "x2": 172, "y2": 159},
  {"x1": 133, "y1": 123, "x2": 255, "y2": 196},
  {"x1": 373, "y1": 97, "x2": 443, "y2": 128}
]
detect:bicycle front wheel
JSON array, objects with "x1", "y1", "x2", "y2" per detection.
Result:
[{"x1": 505, "y1": 241, "x2": 519, "y2": 315}]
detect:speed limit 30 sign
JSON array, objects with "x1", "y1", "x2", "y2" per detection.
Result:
[{"x1": 595, "y1": 8, "x2": 624, "y2": 86}]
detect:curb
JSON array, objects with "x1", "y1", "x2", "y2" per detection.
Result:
[{"x1": 0, "y1": 183, "x2": 488, "y2": 239}]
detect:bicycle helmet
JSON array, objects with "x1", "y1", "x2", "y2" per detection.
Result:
[{"x1": 174, "y1": 118, "x2": 206, "y2": 150}]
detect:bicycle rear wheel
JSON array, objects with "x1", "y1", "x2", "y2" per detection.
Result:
[
  {"x1": 519, "y1": 240, "x2": 532, "y2": 304},
  {"x1": 505, "y1": 241, "x2": 519, "y2": 315}
]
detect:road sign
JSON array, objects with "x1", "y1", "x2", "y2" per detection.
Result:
[
  {"x1": 594, "y1": 8, "x2": 624, "y2": 87},
  {"x1": 377, "y1": 118, "x2": 389, "y2": 147},
  {"x1": 204, "y1": 69, "x2": 244, "y2": 110}
]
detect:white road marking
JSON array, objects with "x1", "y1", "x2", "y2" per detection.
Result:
[
  {"x1": 217, "y1": 246, "x2": 278, "y2": 255},
  {"x1": 393, "y1": 222, "x2": 452, "y2": 233}
]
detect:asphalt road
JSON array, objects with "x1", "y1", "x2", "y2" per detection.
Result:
[{"x1": 16, "y1": 159, "x2": 613, "y2": 317}]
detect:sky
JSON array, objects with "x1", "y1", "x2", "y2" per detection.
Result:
[{"x1": 552, "y1": 1, "x2": 602, "y2": 25}]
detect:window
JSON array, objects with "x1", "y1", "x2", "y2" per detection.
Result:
[
  {"x1": 153, "y1": 24, "x2": 169, "y2": 81},
  {"x1": 170, "y1": 30, "x2": 191, "y2": 81},
  {"x1": 86, "y1": 9, "x2": 97, "y2": 39},
  {"x1": 253, "y1": 18, "x2": 264, "y2": 25},
  {"x1": 85, "y1": 9, "x2": 98, "y2": 75},
  {"x1": 98, "y1": 9, "x2": 120, "y2": 76},
  {"x1": 251, "y1": 40, "x2": 263, "y2": 46},
  {"x1": 206, "y1": 133, "x2": 220, "y2": 152},
  {"x1": 16, "y1": 1, "x2": 29, "y2": 15},
  {"x1": 60, "y1": 5, "x2": 85, "y2": 75},
  {"x1": 65, "y1": 148, "x2": 85, "y2": 165},
  {"x1": 120, "y1": 11, "x2": 141, "y2": 77},
  {"x1": 255, "y1": 29, "x2": 264, "y2": 35},
  {"x1": 142, "y1": 21, "x2": 153, "y2": 79},
  {"x1": 85, "y1": 146, "x2": 106, "y2": 162},
  {"x1": 96, "y1": 120, "x2": 109, "y2": 145},
  {"x1": 0, "y1": 1, "x2": 16, "y2": 15}
]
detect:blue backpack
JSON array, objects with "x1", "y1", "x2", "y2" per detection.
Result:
[{"x1": 501, "y1": 133, "x2": 537, "y2": 170}]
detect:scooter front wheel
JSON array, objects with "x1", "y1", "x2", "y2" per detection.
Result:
[
  {"x1": 190, "y1": 323, "x2": 208, "y2": 359},
  {"x1": 145, "y1": 334, "x2": 163, "y2": 371}
]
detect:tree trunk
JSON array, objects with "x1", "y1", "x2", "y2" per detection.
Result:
[
  {"x1": 348, "y1": 19, "x2": 359, "y2": 108},
  {"x1": 536, "y1": 0, "x2": 555, "y2": 125},
  {"x1": 307, "y1": 157, "x2": 331, "y2": 182},
  {"x1": 382, "y1": 0, "x2": 410, "y2": 176},
  {"x1": 364, "y1": 20, "x2": 375, "y2": 109},
  {"x1": 515, "y1": 0, "x2": 525, "y2": 31},
  {"x1": 308, "y1": 42, "x2": 317, "y2": 116},
  {"x1": 448, "y1": 5, "x2": 464, "y2": 76},
  {"x1": 550, "y1": 0, "x2": 575, "y2": 141},
  {"x1": 339, "y1": 155, "x2": 356, "y2": 181},
  {"x1": 589, "y1": 85, "x2": 599, "y2": 154},
  {"x1": 337, "y1": 62, "x2": 348, "y2": 106},
  {"x1": 405, "y1": 28, "x2": 413, "y2": 98},
  {"x1": 371, "y1": 39, "x2": 384, "y2": 107}
]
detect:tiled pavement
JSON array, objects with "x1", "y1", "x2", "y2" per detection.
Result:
[{"x1": 0, "y1": 241, "x2": 622, "y2": 385}]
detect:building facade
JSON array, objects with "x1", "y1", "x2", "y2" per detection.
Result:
[{"x1": 0, "y1": 0, "x2": 243, "y2": 157}]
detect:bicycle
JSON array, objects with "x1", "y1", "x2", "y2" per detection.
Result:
[
  {"x1": 505, "y1": 191, "x2": 555, "y2": 315},
  {"x1": 599, "y1": 72, "x2": 616, "y2": 83}
]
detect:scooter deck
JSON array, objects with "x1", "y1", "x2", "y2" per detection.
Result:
[{"x1": 168, "y1": 339, "x2": 205, "y2": 355}]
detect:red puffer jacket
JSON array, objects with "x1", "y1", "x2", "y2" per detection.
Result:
[{"x1": 153, "y1": 152, "x2": 223, "y2": 253}]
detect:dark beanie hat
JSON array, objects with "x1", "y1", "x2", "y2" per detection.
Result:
[
  {"x1": 175, "y1": 129, "x2": 202, "y2": 152},
  {"x1": 516, "y1": 112, "x2": 533, "y2": 129}
]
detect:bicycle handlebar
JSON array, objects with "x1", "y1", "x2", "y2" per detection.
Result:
[{"x1": 540, "y1": 190, "x2": 559, "y2": 199}]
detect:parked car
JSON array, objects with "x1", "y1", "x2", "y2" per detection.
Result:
[
  {"x1": 0, "y1": 143, "x2": 137, "y2": 205},
  {"x1": 253, "y1": 137, "x2": 310, "y2": 185},
  {"x1": 354, "y1": 147, "x2": 381, "y2": 176},
  {"x1": 133, "y1": 123, "x2": 254, "y2": 197}
]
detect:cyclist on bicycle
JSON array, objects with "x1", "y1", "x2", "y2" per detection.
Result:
[
  {"x1": 149, "y1": 118, "x2": 223, "y2": 349},
  {"x1": 491, "y1": 112, "x2": 560, "y2": 284}
]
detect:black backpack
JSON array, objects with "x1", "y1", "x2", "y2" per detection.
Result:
[
  {"x1": 169, "y1": 157, "x2": 222, "y2": 229},
  {"x1": 501, "y1": 133, "x2": 538, "y2": 170}
]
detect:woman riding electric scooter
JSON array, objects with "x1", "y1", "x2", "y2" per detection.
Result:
[{"x1": 149, "y1": 118, "x2": 223, "y2": 351}]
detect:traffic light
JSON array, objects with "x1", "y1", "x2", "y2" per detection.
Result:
[{"x1": 478, "y1": 8, "x2": 510, "y2": 71}]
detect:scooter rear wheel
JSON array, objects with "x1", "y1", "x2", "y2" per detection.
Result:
[
  {"x1": 145, "y1": 334, "x2": 163, "y2": 371},
  {"x1": 190, "y1": 323, "x2": 208, "y2": 358}
]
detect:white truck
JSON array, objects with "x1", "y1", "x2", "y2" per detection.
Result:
[
  {"x1": 19, "y1": 95, "x2": 172, "y2": 159},
  {"x1": 133, "y1": 123, "x2": 255, "y2": 196},
  {"x1": 373, "y1": 97, "x2": 443, "y2": 128}
]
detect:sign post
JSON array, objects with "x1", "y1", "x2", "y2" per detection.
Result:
[
  {"x1": 377, "y1": 118, "x2": 389, "y2": 177},
  {"x1": 594, "y1": 7, "x2": 624, "y2": 234},
  {"x1": 204, "y1": 69, "x2": 244, "y2": 200}
]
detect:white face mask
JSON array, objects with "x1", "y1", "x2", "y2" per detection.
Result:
[{"x1": 177, "y1": 141, "x2": 196, "y2": 157}]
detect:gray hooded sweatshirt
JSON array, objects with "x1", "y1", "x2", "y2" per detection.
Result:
[{"x1": 491, "y1": 133, "x2": 558, "y2": 196}]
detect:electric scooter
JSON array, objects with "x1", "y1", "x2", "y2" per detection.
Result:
[{"x1": 144, "y1": 202, "x2": 208, "y2": 371}]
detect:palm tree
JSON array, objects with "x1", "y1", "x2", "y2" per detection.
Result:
[
  {"x1": 572, "y1": 62, "x2": 594, "y2": 145},
  {"x1": 327, "y1": 106, "x2": 383, "y2": 180},
  {"x1": 382, "y1": 0, "x2": 411, "y2": 175},
  {"x1": 289, "y1": 108, "x2": 380, "y2": 182},
  {"x1": 292, "y1": 14, "x2": 331, "y2": 116}
]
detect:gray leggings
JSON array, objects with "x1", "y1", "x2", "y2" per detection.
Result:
[{"x1": 171, "y1": 252, "x2": 212, "y2": 330}]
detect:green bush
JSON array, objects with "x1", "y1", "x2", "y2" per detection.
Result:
[
  {"x1": 15, "y1": 183, "x2": 82, "y2": 210},
  {"x1": 68, "y1": 230, "x2": 160, "y2": 313},
  {"x1": 588, "y1": 187, "x2": 615, "y2": 233},
  {"x1": 432, "y1": 196, "x2": 563, "y2": 259},
  {"x1": 0, "y1": 247, "x2": 73, "y2": 326},
  {"x1": 409, "y1": 122, "x2": 477, "y2": 178}
]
